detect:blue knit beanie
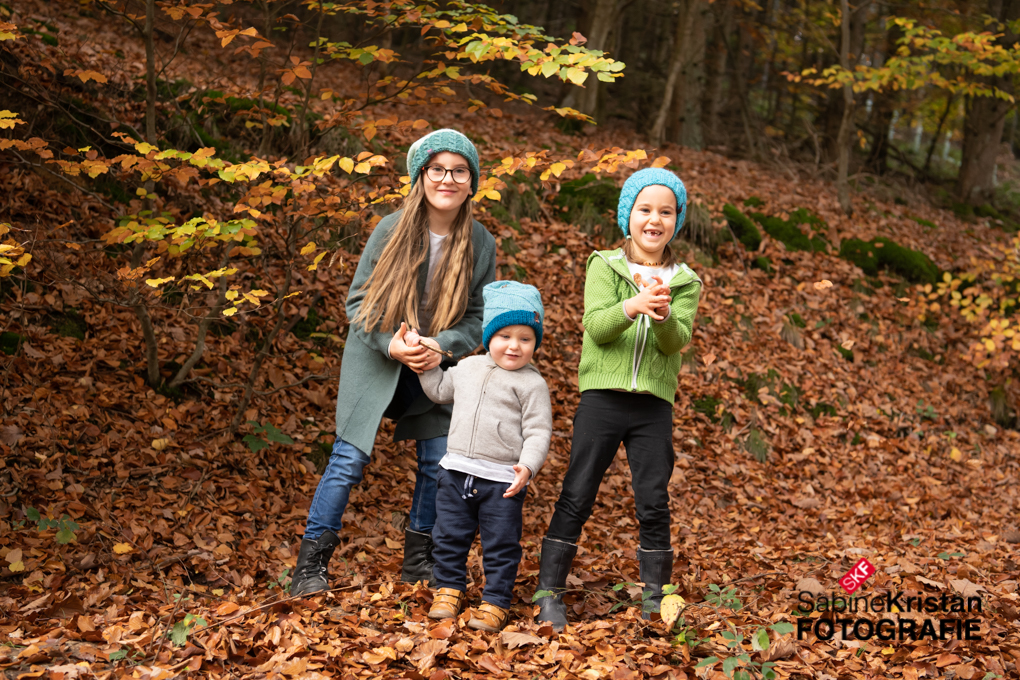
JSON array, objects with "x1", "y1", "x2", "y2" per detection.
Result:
[
  {"x1": 482, "y1": 281, "x2": 544, "y2": 351},
  {"x1": 616, "y1": 168, "x2": 688, "y2": 241},
  {"x1": 406, "y1": 128, "x2": 481, "y2": 195}
]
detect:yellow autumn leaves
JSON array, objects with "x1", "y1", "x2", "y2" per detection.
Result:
[{"x1": 0, "y1": 223, "x2": 31, "y2": 277}]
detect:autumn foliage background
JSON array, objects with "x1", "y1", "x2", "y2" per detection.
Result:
[{"x1": 2, "y1": 1, "x2": 1020, "y2": 679}]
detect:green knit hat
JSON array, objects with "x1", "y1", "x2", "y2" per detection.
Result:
[{"x1": 406, "y1": 129, "x2": 480, "y2": 195}]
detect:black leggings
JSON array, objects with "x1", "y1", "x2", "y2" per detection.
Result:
[{"x1": 546, "y1": 390, "x2": 675, "y2": 550}]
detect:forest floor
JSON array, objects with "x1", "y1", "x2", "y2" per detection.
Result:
[{"x1": 3, "y1": 2, "x2": 1020, "y2": 680}]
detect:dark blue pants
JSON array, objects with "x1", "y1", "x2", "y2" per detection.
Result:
[{"x1": 432, "y1": 468, "x2": 527, "y2": 609}]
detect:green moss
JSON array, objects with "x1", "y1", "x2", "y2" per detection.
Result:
[
  {"x1": 748, "y1": 209, "x2": 829, "y2": 253},
  {"x1": 292, "y1": 308, "x2": 322, "y2": 341},
  {"x1": 788, "y1": 313, "x2": 806, "y2": 328},
  {"x1": 693, "y1": 396, "x2": 722, "y2": 423},
  {"x1": 810, "y1": 402, "x2": 838, "y2": 419},
  {"x1": 839, "y1": 237, "x2": 939, "y2": 284},
  {"x1": 1, "y1": 332, "x2": 24, "y2": 356},
  {"x1": 48, "y1": 310, "x2": 87, "y2": 340},
  {"x1": 753, "y1": 255, "x2": 773, "y2": 273},
  {"x1": 555, "y1": 173, "x2": 619, "y2": 240},
  {"x1": 911, "y1": 216, "x2": 937, "y2": 230},
  {"x1": 722, "y1": 204, "x2": 762, "y2": 251},
  {"x1": 952, "y1": 202, "x2": 975, "y2": 218},
  {"x1": 743, "y1": 196, "x2": 765, "y2": 208},
  {"x1": 975, "y1": 204, "x2": 1001, "y2": 220}
]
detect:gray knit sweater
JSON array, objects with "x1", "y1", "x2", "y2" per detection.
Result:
[{"x1": 419, "y1": 354, "x2": 552, "y2": 476}]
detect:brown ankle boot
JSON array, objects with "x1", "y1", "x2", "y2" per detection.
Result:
[
  {"x1": 428, "y1": 588, "x2": 465, "y2": 620},
  {"x1": 467, "y1": 602, "x2": 509, "y2": 632}
]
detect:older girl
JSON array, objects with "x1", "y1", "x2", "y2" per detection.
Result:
[{"x1": 290, "y1": 129, "x2": 496, "y2": 596}]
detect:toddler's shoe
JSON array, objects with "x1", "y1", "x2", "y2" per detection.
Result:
[
  {"x1": 467, "y1": 602, "x2": 509, "y2": 632},
  {"x1": 428, "y1": 588, "x2": 465, "y2": 620}
]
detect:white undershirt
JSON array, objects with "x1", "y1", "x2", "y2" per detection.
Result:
[{"x1": 622, "y1": 261, "x2": 678, "y2": 322}]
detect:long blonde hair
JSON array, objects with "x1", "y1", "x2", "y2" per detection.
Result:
[{"x1": 352, "y1": 179, "x2": 475, "y2": 334}]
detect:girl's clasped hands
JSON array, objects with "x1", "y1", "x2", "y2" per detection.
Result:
[{"x1": 625, "y1": 274, "x2": 671, "y2": 321}]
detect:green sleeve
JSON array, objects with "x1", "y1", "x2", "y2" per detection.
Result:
[
  {"x1": 582, "y1": 254, "x2": 635, "y2": 345},
  {"x1": 651, "y1": 280, "x2": 701, "y2": 355}
]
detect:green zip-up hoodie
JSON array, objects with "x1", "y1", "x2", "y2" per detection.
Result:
[{"x1": 577, "y1": 248, "x2": 702, "y2": 403}]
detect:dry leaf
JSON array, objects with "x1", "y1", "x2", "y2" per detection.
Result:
[
  {"x1": 500, "y1": 631, "x2": 545, "y2": 648},
  {"x1": 112, "y1": 543, "x2": 133, "y2": 554},
  {"x1": 215, "y1": 602, "x2": 240, "y2": 616},
  {"x1": 813, "y1": 279, "x2": 833, "y2": 290}
]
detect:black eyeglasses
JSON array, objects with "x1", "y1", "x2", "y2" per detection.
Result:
[{"x1": 424, "y1": 165, "x2": 471, "y2": 184}]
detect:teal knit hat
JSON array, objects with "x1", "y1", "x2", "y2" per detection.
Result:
[
  {"x1": 406, "y1": 128, "x2": 481, "y2": 195},
  {"x1": 617, "y1": 168, "x2": 688, "y2": 241},
  {"x1": 482, "y1": 281, "x2": 544, "y2": 351}
]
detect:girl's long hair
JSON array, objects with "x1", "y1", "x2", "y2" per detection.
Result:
[{"x1": 352, "y1": 179, "x2": 475, "y2": 335}]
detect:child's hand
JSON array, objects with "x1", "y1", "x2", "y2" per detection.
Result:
[
  {"x1": 418, "y1": 336, "x2": 443, "y2": 371},
  {"x1": 389, "y1": 322, "x2": 429, "y2": 373},
  {"x1": 625, "y1": 283, "x2": 672, "y2": 321},
  {"x1": 503, "y1": 464, "x2": 532, "y2": 498},
  {"x1": 405, "y1": 328, "x2": 421, "y2": 347}
]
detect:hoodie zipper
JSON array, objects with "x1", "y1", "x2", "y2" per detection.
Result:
[
  {"x1": 595, "y1": 252, "x2": 650, "y2": 392},
  {"x1": 468, "y1": 364, "x2": 496, "y2": 453}
]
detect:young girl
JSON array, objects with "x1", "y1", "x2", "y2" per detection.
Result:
[
  {"x1": 534, "y1": 168, "x2": 702, "y2": 630},
  {"x1": 290, "y1": 129, "x2": 497, "y2": 597}
]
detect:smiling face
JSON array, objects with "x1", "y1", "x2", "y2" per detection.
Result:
[
  {"x1": 627, "y1": 184, "x2": 678, "y2": 263},
  {"x1": 422, "y1": 151, "x2": 473, "y2": 220},
  {"x1": 488, "y1": 324, "x2": 536, "y2": 371}
]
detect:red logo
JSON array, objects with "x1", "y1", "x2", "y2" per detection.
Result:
[{"x1": 839, "y1": 558, "x2": 875, "y2": 594}]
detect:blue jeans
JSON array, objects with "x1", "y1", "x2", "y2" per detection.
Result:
[
  {"x1": 304, "y1": 368, "x2": 448, "y2": 541},
  {"x1": 432, "y1": 468, "x2": 527, "y2": 609}
]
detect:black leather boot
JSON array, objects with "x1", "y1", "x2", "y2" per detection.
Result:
[
  {"x1": 400, "y1": 528, "x2": 435, "y2": 585},
  {"x1": 534, "y1": 537, "x2": 578, "y2": 632},
  {"x1": 638, "y1": 548, "x2": 674, "y2": 619},
  {"x1": 290, "y1": 530, "x2": 341, "y2": 597}
]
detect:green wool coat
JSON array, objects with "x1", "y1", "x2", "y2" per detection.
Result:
[
  {"x1": 334, "y1": 210, "x2": 497, "y2": 454},
  {"x1": 577, "y1": 248, "x2": 702, "y2": 403}
]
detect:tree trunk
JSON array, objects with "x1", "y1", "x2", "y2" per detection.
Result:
[
  {"x1": 835, "y1": 0, "x2": 854, "y2": 215},
  {"x1": 668, "y1": 0, "x2": 708, "y2": 148},
  {"x1": 561, "y1": 0, "x2": 629, "y2": 119},
  {"x1": 650, "y1": 0, "x2": 707, "y2": 147},
  {"x1": 144, "y1": 0, "x2": 157, "y2": 145},
  {"x1": 956, "y1": 0, "x2": 1020, "y2": 202},
  {"x1": 704, "y1": 2, "x2": 734, "y2": 146}
]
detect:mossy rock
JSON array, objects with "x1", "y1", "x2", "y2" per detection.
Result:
[
  {"x1": 722, "y1": 204, "x2": 762, "y2": 251},
  {"x1": 1, "y1": 332, "x2": 24, "y2": 356},
  {"x1": 555, "y1": 173, "x2": 619, "y2": 240},
  {"x1": 748, "y1": 209, "x2": 829, "y2": 253},
  {"x1": 839, "y1": 237, "x2": 939, "y2": 284}
]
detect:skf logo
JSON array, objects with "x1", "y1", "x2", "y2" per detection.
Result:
[{"x1": 839, "y1": 558, "x2": 875, "y2": 594}]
